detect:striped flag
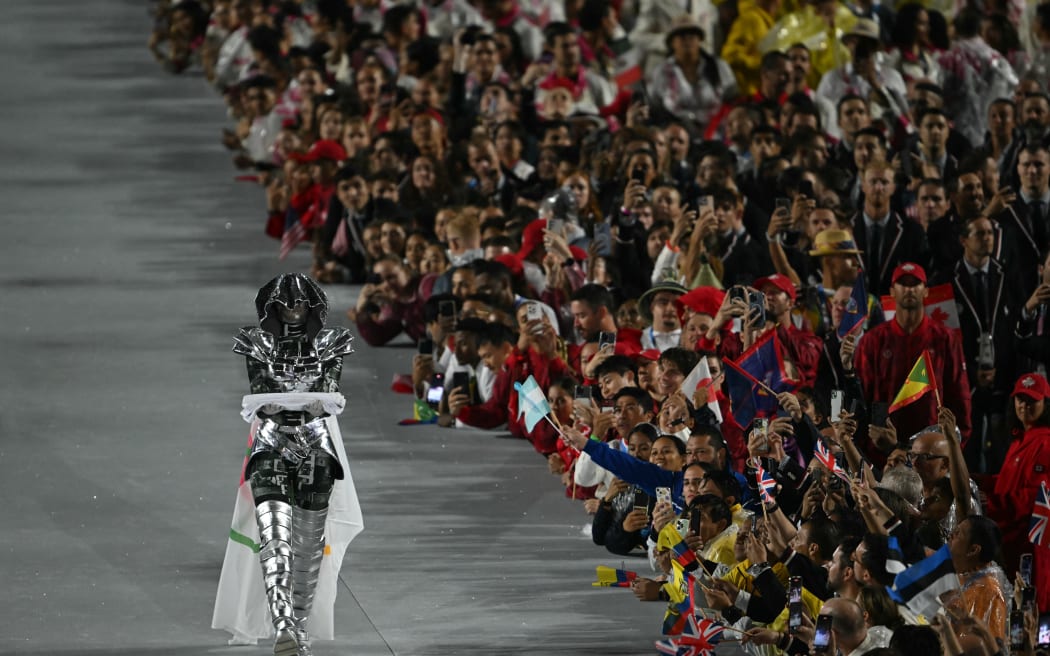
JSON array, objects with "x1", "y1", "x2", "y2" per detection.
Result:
[
  {"x1": 669, "y1": 536, "x2": 700, "y2": 573},
  {"x1": 756, "y1": 463, "x2": 777, "y2": 504},
  {"x1": 515, "y1": 375, "x2": 553, "y2": 432},
  {"x1": 886, "y1": 536, "x2": 907, "y2": 575},
  {"x1": 887, "y1": 544, "x2": 959, "y2": 620},
  {"x1": 1030, "y1": 481, "x2": 1050, "y2": 547},
  {"x1": 592, "y1": 565, "x2": 638, "y2": 587},
  {"x1": 278, "y1": 210, "x2": 307, "y2": 260}
]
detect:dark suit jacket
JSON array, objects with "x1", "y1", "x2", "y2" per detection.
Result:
[
  {"x1": 850, "y1": 211, "x2": 931, "y2": 296},
  {"x1": 997, "y1": 193, "x2": 1050, "y2": 295}
]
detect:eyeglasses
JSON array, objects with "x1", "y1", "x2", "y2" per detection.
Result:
[{"x1": 907, "y1": 453, "x2": 947, "y2": 464}]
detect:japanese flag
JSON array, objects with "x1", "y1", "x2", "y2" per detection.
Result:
[{"x1": 681, "y1": 357, "x2": 723, "y2": 424}]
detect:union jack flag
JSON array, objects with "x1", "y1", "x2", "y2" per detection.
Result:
[
  {"x1": 1029, "y1": 481, "x2": 1050, "y2": 548},
  {"x1": 815, "y1": 439, "x2": 849, "y2": 482},
  {"x1": 756, "y1": 463, "x2": 777, "y2": 504},
  {"x1": 655, "y1": 616, "x2": 726, "y2": 655}
]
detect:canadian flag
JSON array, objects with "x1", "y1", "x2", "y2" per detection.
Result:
[
  {"x1": 680, "y1": 357, "x2": 723, "y2": 424},
  {"x1": 881, "y1": 283, "x2": 960, "y2": 331}
]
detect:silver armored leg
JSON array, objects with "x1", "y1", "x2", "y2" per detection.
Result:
[
  {"x1": 256, "y1": 500, "x2": 301, "y2": 656},
  {"x1": 290, "y1": 506, "x2": 328, "y2": 656}
]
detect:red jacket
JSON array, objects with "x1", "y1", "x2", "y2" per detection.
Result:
[
  {"x1": 855, "y1": 315, "x2": 972, "y2": 443},
  {"x1": 779, "y1": 324, "x2": 822, "y2": 389},
  {"x1": 989, "y1": 426, "x2": 1050, "y2": 611}
]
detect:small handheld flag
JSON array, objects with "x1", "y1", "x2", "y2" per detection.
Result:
[
  {"x1": 756, "y1": 463, "x2": 777, "y2": 504},
  {"x1": 655, "y1": 616, "x2": 726, "y2": 655},
  {"x1": 1030, "y1": 482, "x2": 1050, "y2": 548},
  {"x1": 837, "y1": 275, "x2": 868, "y2": 339},
  {"x1": 681, "y1": 357, "x2": 723, "y2": 424},
  {"x1": 814, "y1": 439, "x2": 849, "y2": 482},
  {"x1": 669, "y1": 536, "x2": 700, "y2": 573},
  {"x1": 592, "y1": 565, "x2": 638, "y2": 587},
  {"x1": 887, "y1": 544, "x2": 959, "y2": 619},
  {"x1": 889, "y1": 351, "x2": 938, "y2": 413},
  {"x1": 514, "y1": 375, "x2": 554, "y2": 432}
]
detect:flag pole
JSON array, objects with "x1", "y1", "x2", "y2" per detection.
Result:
[{"x1": 925, "y1": 350, "x2": 942, "y2": 409}]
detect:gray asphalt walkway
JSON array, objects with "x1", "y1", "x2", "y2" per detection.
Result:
[{"x1": 0, "y1": 2, "x2": 671, "y2": 655}]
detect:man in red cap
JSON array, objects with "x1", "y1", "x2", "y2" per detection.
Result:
[
  {"x1": 851, "y1": 262, "x2": 973, "y2": 460},
  {"x1": 754, "y1": 273, "x2": 822, "y2": 387}
]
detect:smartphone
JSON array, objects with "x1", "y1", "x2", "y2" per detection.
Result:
[
  {"x1": 749, "y1": 514, "x2": 758, "y2": 533},
  {"x1": 418, "y1": 338, "x2": 434, "y2": 355},
  {"x1": 633, "y1": 488, "x2": 650, "y2": 514},
  {"x1": 775, "y1": 197, "x2": 791, "y2": 214},
  {"x1": 675, "y1": 517, "x2": 690, "y2": 538},
  {"x1": 451, "y1": 371, "x2": 471, "y2": 396},
  {"x1": 748, "y1": 289, "x2": 767, "y2": 328},
  {"x1": 1025, "y1": 585, "x2": 1037, "y2": 614},
  {"x1": 754, "y1": 418, "x2": 770, "y2": 454},
  {"x1": 788, "y1": 576, "x2": 803, "y2": 633},
  {"x1": 698, "y1": 194, "x2": 712, "y2": 209},
  {"x1": 439, "y1": 300, "x2": 457, "y2": 318},
  {"x1": 631, "y1": 165, "x2": 647, "y2": 183},
  {"x1": 366, "y1": 273, "x2": 383, "y2": 284},
  {"x1": 425, "y1": 384, "x2": 444, "y2": 405},
  {"x1": 813, "y1": 614, "x2": 833, "y2": 653},
  {"x1": 799, "y1": 179, "x2": 815, "y2": 198},
  {"x1": 830, "y1": 390, "x2": 844, "y2": 422},
  {"x1": 1011, "y1": 610, "x2": 1025, "y2": 651},
  {"x1": 870, "y1": 401, "x2": 890, "y2": 428},
  {"x1": 778, "y1": 455, "x2": 807, "y2": 489},
  {"x1": 728, "y1": 285, "x2": 748, "y2": 304},
  {"x1": 547, "y1": 217, "x2": 565, "y2": 235},
  {"x1": 526, "y1": 303, "x2": 542, "y2": 322},
  {"x1": 1022, "y1": 553, "x2": 1034, "y2": 587},
  {"x1": 598, "y1": 331, "x2": 617, "y2": 351},
  {"x1": 575, "y1": 384, "x2": 594, "y2": 407},
  {"x1": 1039, "y1": 613, "x2": 1050, "y2": 648},
  {"x1": 656, "y1": 486, "x2": 672, "y2": 506}
]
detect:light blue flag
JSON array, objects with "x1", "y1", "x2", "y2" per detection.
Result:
[{"x1": 514, "y1": 375, "x2": 552, "y2": 432}]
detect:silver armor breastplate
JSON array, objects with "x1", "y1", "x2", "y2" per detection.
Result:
[{"x1": 270, "y1": 338, "x2": 324, "y2": 393}]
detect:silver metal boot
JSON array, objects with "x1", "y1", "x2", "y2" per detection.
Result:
[
  {"x1": 256, "y1": 500, "x2": 301, "y2": 656},
  {"x1": 290, "y1": 506, "x2": 328, "y2": 656}
]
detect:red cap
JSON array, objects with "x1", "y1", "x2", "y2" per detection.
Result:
[
  {"x1": 494, "y1": 253, "x2": 523, "y2": 279},
  {"x1": 677, "y1": 286, "x2": 726, "y2": 317},
  {"x1": 1012, "y1": 373, "x2": 1050, "y2": 401},
  {"x1": 517, "y1": 219, "x2": 547, "y2": 260},
  {"x1": 291, "y1": 139, "x2": 348, "y2": 163},
  {"x1": 753, "y1": 273, "x2": 797, "y2": 301},
  {"x1": 636, "y1": 349, "x2": 661, "y2": 362},
  {"x1": 891, "y1": 262, "x2": 927, "y2": 286}
]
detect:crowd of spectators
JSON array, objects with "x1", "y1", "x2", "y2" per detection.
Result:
[{"x1": 150, "y1": 0, "x2": 1050, "y2": 652}]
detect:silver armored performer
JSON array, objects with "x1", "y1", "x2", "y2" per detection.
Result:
[{"x1": 229, "y1": 274, "x2": 355, "y2": 656}]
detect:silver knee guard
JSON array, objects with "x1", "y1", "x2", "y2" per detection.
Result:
[
  {"x1": 291, "y1": 506, "x2": 327, "y2": 650},
  {"x1": 256, "y1": 500, "x2": 300, "y2": 656}
]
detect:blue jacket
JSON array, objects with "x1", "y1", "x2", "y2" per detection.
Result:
[{"x1": 582, "y1": 440, "x2": 685, "y2": 506}]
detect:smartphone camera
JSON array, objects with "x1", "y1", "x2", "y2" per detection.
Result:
[
  {"x1": 598, "y1": 331, "x2": 617, "y2": 351},
  {"x1": 813, "y1": 614, "x2": 833, "y2": 652}
]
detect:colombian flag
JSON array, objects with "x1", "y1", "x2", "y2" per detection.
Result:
[
  {"x1": 592, "y1": 565, "x2": 638, "y2": 587},
  {"x1": 889, "y1": 350, "x2": 938, "y2": 413}
]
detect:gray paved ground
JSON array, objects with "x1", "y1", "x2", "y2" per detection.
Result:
[{"x1": 0, "y1": 3, "x2": 674, "y2": 655}]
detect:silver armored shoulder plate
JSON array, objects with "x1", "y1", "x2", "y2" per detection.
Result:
[
  {"x1": 314, "y1": 327, "x2": 355, "y2": 361},
  {"x1": 232, "y1": 327, "x2": 276, "y2": 361}
]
